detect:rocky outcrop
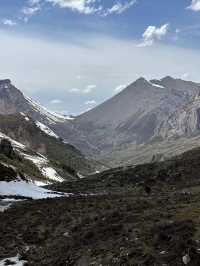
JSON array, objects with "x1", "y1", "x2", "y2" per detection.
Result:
[
  {"x1": 0, "y1": 139, "x2": 15, "y2": 159},
  {"x1": 0, "y1": 162, "x2": 18, "y2": 182}
]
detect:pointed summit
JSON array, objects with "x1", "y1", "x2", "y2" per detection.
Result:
[
  {"x1": 134, "y1": 77, "x2": 148, "y2": 85},
  {"x1": 0, "y1": 79, "x2": 12, "y2": 90},
  {"x1": 161, "y1": 76, "x2": 175, "y2": 82}
]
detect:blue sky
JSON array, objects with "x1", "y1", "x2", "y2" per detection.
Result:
[{"x1": 0, "y1": 0, "x2": 200, "y2": 114}]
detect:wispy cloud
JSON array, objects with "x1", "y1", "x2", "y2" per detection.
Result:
[
  {"x1": 138, "y1": 23, "x2": 169, "y2": 47},
  {"x1": 50, "y1": 99, "x2": 63, "y2": 104},
  {"x1": 83, "y1": 84, "x2": 96, "y2": 94},
  {"x1": 85, "y1": 100, "x2": 97, "y2": 105},
  {"x1": 22, "y1": 6, "x2": 41, "y2": 16},
  {"x1": 187, "y1": 0, "x2": 200, "y2": 11},
  {"x1": 2, "y1": 19, "x2": 17, "y2": 26},
  {"x1": 2, "y1": 30, "x2": 200, "y2": 114},
  {"x1": 21, "y1": 0, "x2": 135, "y2": 19},
  {"x1": 103, "y1": 0, "x2": 136, "y2": 16},
  {"x1": 69, "y1": 88, "x2": 80, "y2": 93},
  {"x1": 181, "y1": 73, "x2": 190, "y2": 80},
  {"x1": 21, "y1": 0, "x2": 41, "y2": 22},
  {"x1": 69, "y1": 85, "x2": 96, "y2": 94},
  {"x1": 45, "y1": 0, "x2": 102, "y2": 14}
]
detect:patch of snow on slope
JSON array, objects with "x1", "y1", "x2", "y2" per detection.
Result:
[
  {"x1": 0, "y1": 203, "x2": 12, "y2": 212},
  {"x1": 150, "y1": 82, "x2": 165, "y2": 89},
  {"x1": 34, "y1": 180, "x2": 50, "y2": 186},
  {"x1": 25, "y1": 96, "x2": 71, "y2": 124},
  {"x1": 23, "y1": 154, "x2": 64, "y2": 182},
  {"x1": 0, "y1": 199, "x2": 25, "y2": 212},
  {"x1": 0, "y1": 180, "x2": 64, "y2": 199},
  {"x1": 42, "y1": 167, "x2": 63, "y2": 182},
  {"x1": 0, "y1": 132, "x2": 25, "y2": 150},
  {"x1": 65, "y1": 115, "x2": 75, "y2": 120},
  {"x1": 0, "y1": 254, "x2": 27, "y2": 266},
  {"x1": 20, "y1": 112, "x2": 30, "y2": 121},
  {"x1": 35, "y1": 121, "x2": 59, "y2": 139}
]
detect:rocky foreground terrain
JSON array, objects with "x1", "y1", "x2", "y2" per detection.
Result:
[{"x1": 2, "y1": 147, "x2": 200, "y2": 265}]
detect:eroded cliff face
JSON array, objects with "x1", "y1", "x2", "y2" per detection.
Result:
[{"x1": 157, "y1": 95, "x2": 200, "y2": 139}]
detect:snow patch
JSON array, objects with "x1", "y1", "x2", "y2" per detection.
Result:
[
  {"x1": 0, "y1": 132, "x2": 25, "y2": 150},
  {"x1": 25, "y1": 96, "x2": 71, "y2": 124},
  {"x1": 42, "y1": 167, "x2": 63, "y2": 182},
  {"x1": 0, "y1": 254, "x2": 27, "y2": 266},
  {"x1": 150, "y1": 82, "x2": 165, "y2": 89},
  {"x1": 34, "y1": 180, "x2": 50, "y2": 186},
  {"x1": 0, "y1": 198, "x2": 25, "y2": 212},
  {"x1": 20, "y1": 112, "x2": 30, "y2": 121},
  {"x1": 0, "y1": 203, "x2": 12, "y2": 212},
  {"x1": 35, "y1": 121, "x2": 59, "y2": 139},
  {"x1": 22, "y1": 153, "x2": 64, "y2": 182},
  {"x1": 0, "y1": 180, "x2": 65, "y2": 199}
]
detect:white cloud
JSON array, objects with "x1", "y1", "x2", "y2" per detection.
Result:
[
  {"x1": 181, "y1": 73, "x2": 190, "y2": 80},
  {"x1": 68, "y1": 85, "x2": 96, "y2": 94},
  {"x1": 138, "y1": 23, "x2": 169, "y2": 47},
  {"x1": 21, "y1": 0, "x2": 41, "y2": 22},
  {"x1": 45, "y1": 0, "x2": 102, "y2": 14},
  {"x1": 22, "y1": 6, "x2": 41, "y2": 16},
  {"x1": 2, "y1": 19, "x2": 17, "y2": 26},
  {"x1": 187, "y1": 0, "x2": 200, "y2": 11},
  {"x1": 25, "y1": 0, "x2": 136, "y2": 16},
  {"x1": 114, "y1": 84, "x2": 127, "y2": 93},
  {"x1": 85, "y1": 100, "x2": 97, "y2": 105},
  {"x1": 83, "y1": 84, "x2": 96, "y2": 94},
  {"x1": 69, "y1": 88, "x2": 80, "y2": 93},
  {"x1": 29, "y1": 0, "x2": 41, "y2": 4},
  {"x1": 50, "y1": 99, "x2": 62, "y2": 104},
  {"x1": 103, "y1": 0, "x2": 136, "y2": 16},
  {"x1": 1, "y1": 30, "x2": 200, "y2": 114}
]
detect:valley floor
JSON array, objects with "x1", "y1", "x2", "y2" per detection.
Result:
[{"x1": 1, "y1": 178, "x2": 200, "y2": 265}]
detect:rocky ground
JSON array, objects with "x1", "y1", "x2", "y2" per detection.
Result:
[{"x1": 2, "y1": 147, "x2": 200, "y2": 265}]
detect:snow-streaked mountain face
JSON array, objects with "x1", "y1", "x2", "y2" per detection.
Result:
[
  {"x1": 1, "y1": 77, "x2": 200, "y2": 156},
  {"x1": 0, "y1": 79, "x2": 98, "y2": 155},
  {"x1": 74, "y1": 76, "x2": 200, "y2": 153}
]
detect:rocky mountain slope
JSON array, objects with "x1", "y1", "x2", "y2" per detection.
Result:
[
  {"x1": 0, "y1": 113, "x2": 98, "y2": 199},
  {"x1": 0, "y1": 113, "x2": 94, "y2": 176},
  {"x1": 74, "y1": 76, "x2": 200, "y2": 153},
  {"x1": 0, "y1": 79, "x2": 97, "y2": 155},
  {"x1": 2, "y1": 77, "x2": 200, "y2": 162},
  {"x1": 2, "y1": 145, "x2": 200, "y2": 265}
]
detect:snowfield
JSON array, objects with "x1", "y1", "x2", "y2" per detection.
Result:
[
  {"x1": 35, "y1": 121, "x2": 59, "y2": 139},
  {"x1": 0, "y1": 132, "x2": 25, "y2": 150},
  {"x1": 0, "y1": 180, "x2": 65, "y2": 199},
  {"x1": 25, "y1": 96, "x2": 73, "y2": 124},
  {"x1": 22, "y1": 153, "x2": 64, "y2": 182},
  {"x1": 0, "y1": 130, "x2": 64, "y2": 184},
  {"x1": 0, "y1": 198, "x2": 25, "y2": 212},
  {"x1": 0, "y1": 254, "x2": 27, "y2": 266}
]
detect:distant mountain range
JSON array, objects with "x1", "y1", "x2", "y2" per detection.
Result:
[{"x1": 1, "y1": 77, "x2": 200, "y2": 164}]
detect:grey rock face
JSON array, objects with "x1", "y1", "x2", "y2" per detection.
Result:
[
  {"x1": 1, "y1": 77, "x2": 200, "y2": 156},
  {"x1": 74, "y1": 76, "x2": 200, "y2": 153}
]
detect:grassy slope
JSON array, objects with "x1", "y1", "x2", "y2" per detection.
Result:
[
  {"x1": 0, "y1": 153, "x2": 45, "y2": 182},
  {"x1": 2, "y1": 147, "x2": 200, "y2": 264}
]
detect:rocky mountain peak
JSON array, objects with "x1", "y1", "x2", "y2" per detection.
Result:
[
  {"x1": 160, "y1": 76, "x2": 176, "y2": 83},
  {"x1": 133, "y1": 77, "x2": 148, "y2": 85},
  {"x1": 0, "y1": 79, "x2": 12, "y2": 89}
]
